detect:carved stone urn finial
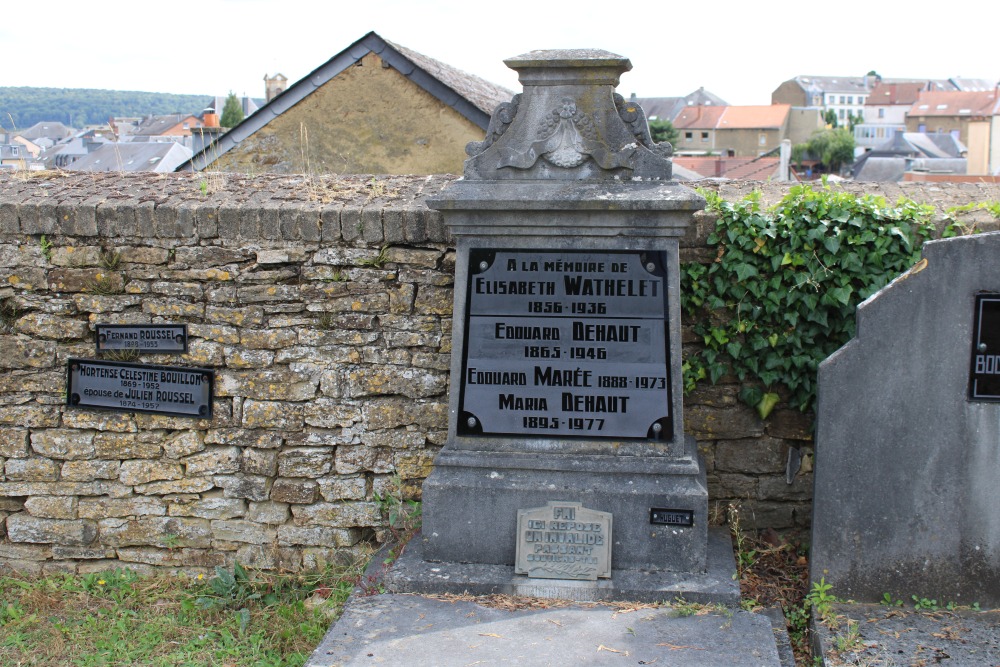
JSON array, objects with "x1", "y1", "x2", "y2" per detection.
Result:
[{"x1": 464, "y1": 49, "x2": 672, "y2": 181}]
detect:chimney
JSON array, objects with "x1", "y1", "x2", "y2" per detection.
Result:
[
  {"x1": 778, "y1": 139, "x2": 791, "y2": 182},
  {"x1": 202, "y1": 106, "x2": 220, "y2": 128}
]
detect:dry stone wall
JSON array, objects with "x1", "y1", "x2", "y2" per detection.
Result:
[{"x1": 0, "y1": 171, "x2": 997, "y2": 574}]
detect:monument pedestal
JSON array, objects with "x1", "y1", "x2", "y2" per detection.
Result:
[
  {"x1": 397, "y1": 49, "x2": 725, "y2": 602},
  {"x1": 422, "y1": 442, "x2": 707, "y2": 573},
  {"x1": 383, "y1": 525, "x2": 739, "y2": 605}
]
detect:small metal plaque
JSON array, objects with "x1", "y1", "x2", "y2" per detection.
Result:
[
  {"x1": 96, "y1": 324, "x2": 188, "y2": 353},
  {"x1": 67, "y1": 358, "x2": 214, "y2": 418},
  {"x1": 970, "y1": 294, "x2": 1000, "y2": 401},
  {"x1": 650, "y1": 508, "x2": 694, "y2": 527},
  {"x1": 459, "y1": 249, "x2": 672, "y2": 440},
  {"x1": 515, "y1": 501, "x2": 612, "y2": 580}
]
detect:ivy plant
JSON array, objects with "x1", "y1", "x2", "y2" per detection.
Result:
[{"x1": 681, "y1": 184, "x2": 935, "y2": 416}]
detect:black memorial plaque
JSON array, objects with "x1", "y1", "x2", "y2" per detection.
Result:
[
  {"x1": 67, "y1": 358, "x2": 214, "y2": 418},
  {"x1": 970, "y1": 293, "x2": 1000, "y2": 401},
  {"x1": 650, "y1": 508, "x2": 695, "y2": 527},
  {"x1": 459, "y1": 249, "x2": 672, "y2": 440},
  {"x1": 96, "y1": 324, "x2": 188, "y2": 353}
]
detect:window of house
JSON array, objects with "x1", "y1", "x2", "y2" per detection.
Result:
[
  {"x1": 918, "y1": 124, "x2": 926, "y2": 133},
  {"x1": 839, "y1": 109, "x2": 846, "y2": 119},
  {"x1": 840, "y1": 96, "x2": 846, "y2": 104},
  {"x1": 685, "y1": 132, "x2": 693, "y2": 140},
  {"x1": 847, "y1": 96, "x2": 853, "y2": 104},
  {"x1": 10, "y1": 146, "x2": 18, "y2": 156},
  {"x1": 701, "y1": 132, "x2": 709, "y2": 142},
  {"x1": 758, "y1": 133, "x2": 767, "y2": 145},
  {"x1": 829, "y1": 95, "x2": 835, "y2": 105},
  {"x1": 878, "y1": 108, "x2": 885, "y2": 118}
]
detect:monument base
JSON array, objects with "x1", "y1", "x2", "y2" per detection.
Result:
[
  {"x1": 381, "y1": 526, "x2": 738, "y2": 605},
  {"x1": 420, "y1": 438, "x2": 709, "y2": 573}
]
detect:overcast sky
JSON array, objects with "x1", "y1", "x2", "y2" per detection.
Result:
[{"x1": 3, "y1": 1, "x2": 996, "y2": 107}]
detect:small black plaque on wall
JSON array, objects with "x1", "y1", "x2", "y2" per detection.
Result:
[
  {"x1": 650, "y1": 508, "x2": 694, "y2": 527},
  {"x1": 96, "y1": 324, "x2": 188, "y2": 353},
  {"x1": 66, "y1": 358, "x2": 214, "y2": 418},
  {"x1": 970, "y1": 293, "x2": 1000, "y2": 401}
]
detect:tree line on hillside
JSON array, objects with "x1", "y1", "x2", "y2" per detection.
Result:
[{"x1": 0, "y1": 87, "x2": 214, "y2": 131}]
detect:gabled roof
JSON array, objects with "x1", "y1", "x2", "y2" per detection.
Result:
[
  {"x1": 19, "y1": 121, "x2": 73, "y2": 141},
  {"x1": 948, "y1": 78, "x2": 997, "y2": 92},
  {"x1": 908, "y1": 90, "x2": 998, "y2": 118},
  {"x1": 854, "y1": 156, "x2": 966, "y2": 182},
  {"x1": 135, "y1": 114, "x2": 202, "y2": 136},
  {"x1": 208, "y1": 96, "x2": 261, "y2": 119},
  {"x1": 178, "y1": 31, "x2": 514, "y2": 172},
  {"x1": 674, "y1": 156, "x2": 782, "y2": 180},
  {"x1": 790, "y1": 75, "x2": 871, "y2": 94},
  {"x1": 66, "y1": 142, "x2": 193, "y2": 173},
  {"x1": 673, "y1": 105, "x2": 726, "y2": 130},
  {"x1": 852, "y1": 132, "x2": 967, "y2": 179},
  {"x1": 867, "y1": 82, "x2": 925, "y2": 106},
  {"x1": 636, "y1": 98, "x2": 685, "y2": 122},
  {"x1": 633, "y1": 88, "x2": 728, "y2": 123},
  {"x1": 39, "y1": 135, "x2": 111, "y2": 167},
  {"x1": 783, "y1": 75, "x2": 994, "y2": 100},
  {"x1": 389, "y1": 40, "x2": 512, "y2": 120},
  {"x1": 673, "y1": 105, "x2": 789, "y2": 131},
  {"x1": 872, "y1": 132, "x2": 965, "y2": 158},
  {"x1": 905, "y1": 132, "x2": 966, "y2": 157},
  {"x1": 717, "y1": 105, "x2": 789, "y2": 130}
]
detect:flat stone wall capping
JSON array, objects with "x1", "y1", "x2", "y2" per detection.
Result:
[{"x1": 0, "y1": 171, "x2": 996, "y2": 571}]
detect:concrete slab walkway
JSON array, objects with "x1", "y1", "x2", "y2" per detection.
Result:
[{"x1": 306, "y1": 593, "x2": 792, "y2": 667}]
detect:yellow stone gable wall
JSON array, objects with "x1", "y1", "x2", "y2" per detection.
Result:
[{"x1": 213, "y1": 53, "x2": 487, "y2": 175}]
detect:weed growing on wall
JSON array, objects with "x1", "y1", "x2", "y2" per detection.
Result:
[
  {"x1": 681, "y1": 184, "x2": 935, "y2": 415},
  {"x1": 941, "y1": 200, "x2": 1000, "y2": 237}
]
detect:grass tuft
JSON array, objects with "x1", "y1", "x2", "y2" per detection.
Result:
[{"x1": 0, "y1": 562, "x2": 361, "y2": 667}]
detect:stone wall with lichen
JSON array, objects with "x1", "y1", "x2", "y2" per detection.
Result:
[{"x1": 1, "y1": 171, "x2": 998, "y2": 575}]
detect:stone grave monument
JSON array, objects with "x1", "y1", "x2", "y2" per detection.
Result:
[
  {"x1": 812, "y1": 232, "x2": 1000, "y2": 608},
  {"x1": 385, "y1": 49, "x2": 737, "y2": 603}
]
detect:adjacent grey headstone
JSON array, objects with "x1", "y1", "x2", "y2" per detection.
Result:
[{"x1": 812, "y1": 232, "x2": 1000, "y2": 607}]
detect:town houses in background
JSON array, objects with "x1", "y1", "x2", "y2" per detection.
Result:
[{"x1": 2, "y1": 35, "x2": 997, "y2": 181}]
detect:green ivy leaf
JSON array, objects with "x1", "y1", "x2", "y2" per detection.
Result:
[
  {"x1": 757, "y1": 392, "x2": 780, "y2": 419},
  {"x1": 829, "y1": 286, "x2": 853, "y2": 305},
  {"x1": 739, "y1": 386, "x2": 764, "y2": 408},
  {"x1": 734, "y1": 263, "x2": 758, "y2": 281}
]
